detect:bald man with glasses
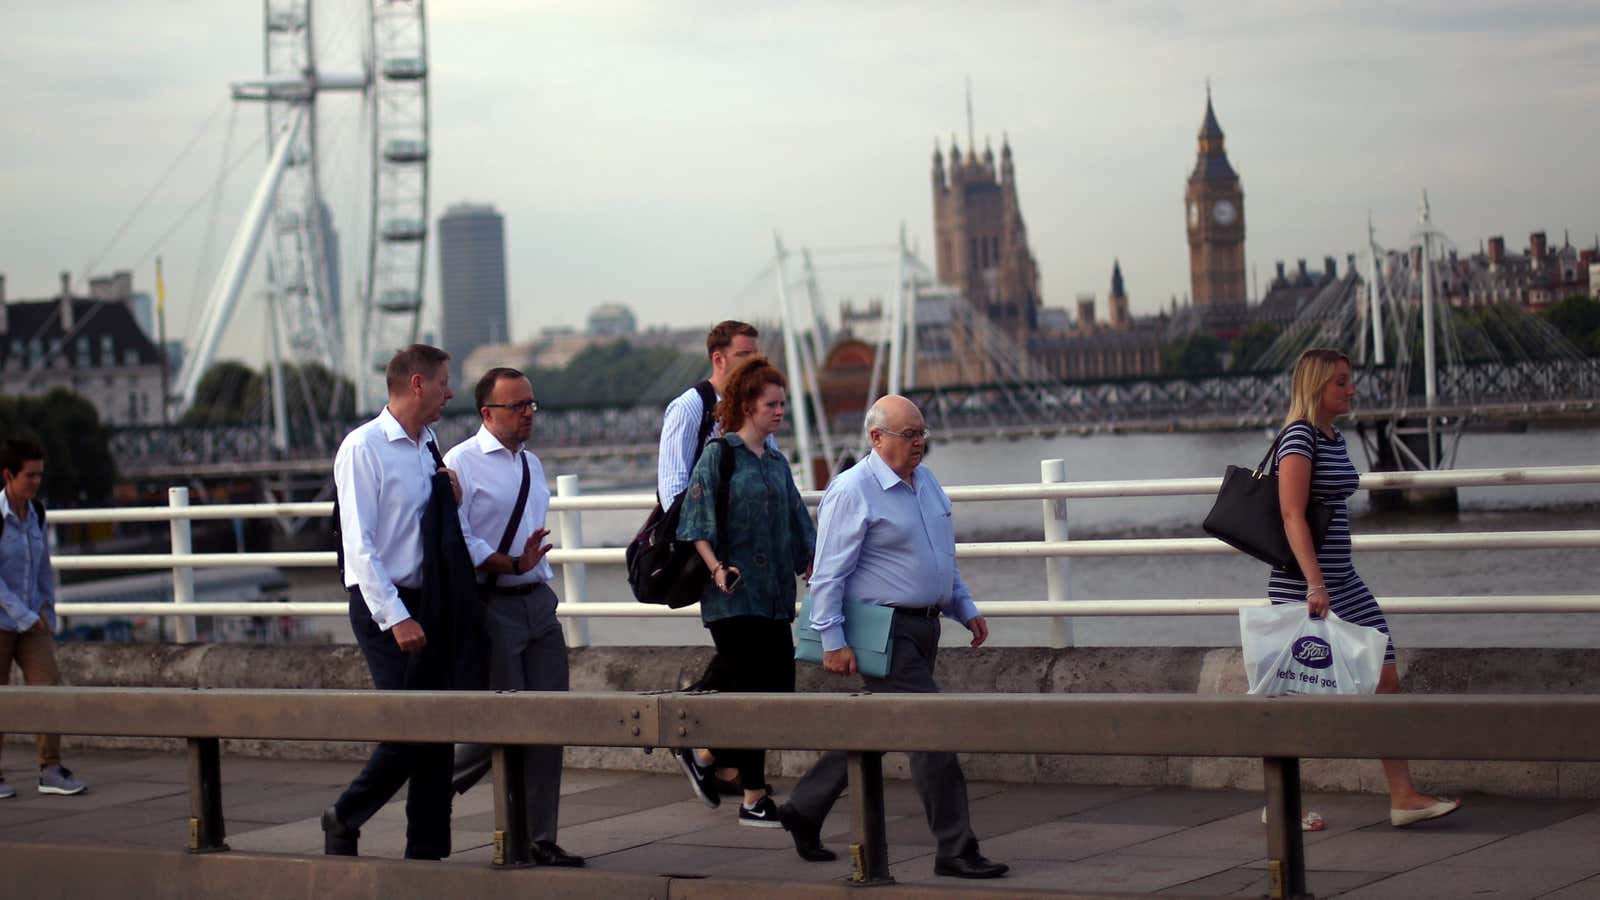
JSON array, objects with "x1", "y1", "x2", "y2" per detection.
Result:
[{"x1": 778, "y1": 394, "x2": 1007, "y2": 881}]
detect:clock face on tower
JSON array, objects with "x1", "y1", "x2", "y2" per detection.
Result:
[
  {"x1": 1212, "y1": 200, "x2": 1237, "y2": 226},
  {"x1": 1187, "y1": 201, "x2": 1199, "y2": 229}
]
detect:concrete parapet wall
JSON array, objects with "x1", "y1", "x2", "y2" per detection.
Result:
[{"x1": 9, "y1": 643, "x2": 1600, "y2": 798}]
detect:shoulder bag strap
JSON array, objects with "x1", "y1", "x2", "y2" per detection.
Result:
[
  {"x1": 713, "y1": 438, "x2": 736, "y2": 561},
  {"x1": 482, "y1": 453, "x2": 533, "y2": 592}
]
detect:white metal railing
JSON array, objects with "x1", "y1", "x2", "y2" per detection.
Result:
[{"x1": 46, "y1": 463, "x2": 1600, "y2": 648}]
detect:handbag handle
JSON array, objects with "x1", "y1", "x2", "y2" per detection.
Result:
[{"x1": 1253, "y1": 420, "x2": 1319, "y2": 479}]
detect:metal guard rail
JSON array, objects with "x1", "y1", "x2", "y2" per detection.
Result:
[{"x1": 3, "y1": 687, "x2": 1599, "y2": 895}]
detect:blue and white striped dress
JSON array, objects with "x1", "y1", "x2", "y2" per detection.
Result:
[{"x1": 1266, "y1": 422, "x2": 1396, "y2": 665}]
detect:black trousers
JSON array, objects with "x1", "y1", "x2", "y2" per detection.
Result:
[
  {"x1": 332, "y1": 587, "x2": 453, "y2": 859},
  {"x1": 705, "y1": 615, "x2": 795, "y2": 791}
]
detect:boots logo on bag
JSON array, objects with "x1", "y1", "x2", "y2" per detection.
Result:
[{"x1": 1291, "y1": 636, "x2": 1333, "y2": 669}]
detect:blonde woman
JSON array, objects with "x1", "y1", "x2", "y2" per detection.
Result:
[{"x1": 1272, "y1": 348, "x2": 1461, "y2": 829}]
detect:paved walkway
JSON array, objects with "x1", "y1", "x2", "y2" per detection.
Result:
[{"x1": 1, "y1": 750, "x2": 1598, "y2": 897}]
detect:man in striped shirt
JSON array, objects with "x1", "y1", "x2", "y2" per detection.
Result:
[{"x1": 656, "y1": 320, "x2": 761, "y2": 509}]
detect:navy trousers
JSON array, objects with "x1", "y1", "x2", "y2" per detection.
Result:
[{"x1": 332, "y1": 587, "x2": 453, "y2": 859}]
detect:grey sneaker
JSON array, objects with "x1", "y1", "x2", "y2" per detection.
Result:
[
  {"x1": 0, "y1": 777, "x2": 15, "y2": 800},
  {"x1": 38, "y1": 765, "x2": 87, "y2": 796}
]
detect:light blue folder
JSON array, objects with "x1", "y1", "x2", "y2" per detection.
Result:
[{"x1": 794, "y1": 593, "x2": 893, "y2": 678}]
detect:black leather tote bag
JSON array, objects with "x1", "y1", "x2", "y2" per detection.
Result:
[{"x1": 1203, "y1": 423, "x2": 1334, "y2": 577}]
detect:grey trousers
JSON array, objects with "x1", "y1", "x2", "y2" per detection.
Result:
[
  {"x1": 456, "y1": 582, "x2": 569, "y2": 843},
  {"x1": 785, "y1": 613, "x2": 979, "y2": 859}
]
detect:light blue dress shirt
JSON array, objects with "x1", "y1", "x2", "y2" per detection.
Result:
[
  {"x1": 808, "y1": 450, "x2": 980, "y2": 652},
  {"x1": 0, "y1": 490, "x2": 54, "y2": 633}
]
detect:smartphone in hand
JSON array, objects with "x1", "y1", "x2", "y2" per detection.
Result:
[{"x1": 723, "y1": 569, "x2": 742, "y2": 592}]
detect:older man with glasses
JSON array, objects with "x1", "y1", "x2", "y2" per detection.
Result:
[{"x1": 778, "y1": 394, "x2": 1007, "y2": 880}]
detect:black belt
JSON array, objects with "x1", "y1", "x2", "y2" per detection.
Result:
[
  {"x1": 486, "y1": 582, "x2": 542, "y2": 596},
  {"x1": 890, "y1": 605, "x2": 942, "y2": 619}
]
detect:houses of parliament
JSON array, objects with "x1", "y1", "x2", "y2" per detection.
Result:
[{"x1": 918, "y1": 88, "x2": 1252, "y2": 382}]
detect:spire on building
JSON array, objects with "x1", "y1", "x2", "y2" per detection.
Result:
[
  {"x1": 965, "y1": 76, "x2": 976, "y2": 157},
  {"x1": 932, "y1": 139, "x2": 945, "y2": 187},
  {"x1": 1191, "y1": 85, "x2": 1237, "y2": 180},
  {"x1": 1199, "y1": 79, "x2": 1224, "y2": 142},
  {"x1": 1111, "y1": 259, "x2": 1126, "y2": 300}
]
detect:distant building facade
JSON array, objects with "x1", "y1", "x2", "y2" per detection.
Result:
[
  {"x1": 1029, "y1": 261, "x2": 1167, "y2": 380},
  {"x1": 587, "y1": 303, "x2": 637, "y2": 337},
  {"x1": 0, "y1": 272, "x2": 165, "y2": 425},
  {"x1": 931, "y1": 134, "x2": 1042, "y2": 341},
  {"x1": 1440, "y1": 231, "x2": 1597, "y2": 308},
  {"x1": 437, "y1": 202, "x2": 509, "y2": 386}
]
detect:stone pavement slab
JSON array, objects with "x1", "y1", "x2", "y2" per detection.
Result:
[{"x1": 3, "y1": 749, "x2": 1598, "y2": 898}]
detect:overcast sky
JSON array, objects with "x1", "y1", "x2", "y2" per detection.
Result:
[{"x1": 3, "y1": 1, "x2": 1597, "y2": 369}]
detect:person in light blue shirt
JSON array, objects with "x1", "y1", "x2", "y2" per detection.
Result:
[
  {"x1": 0, "y1": 437, "x2": 88, "y2": 798},
  {"x1": 778, "y1": 395, "x2": 1007, "y2": 881}
]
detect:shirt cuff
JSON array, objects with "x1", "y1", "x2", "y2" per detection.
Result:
[
  {"x1": 948, "y1": 596, "x2": 981, "y2": 625},
  {"x1": 820, "y1": 624, "x2": 849, "y2": 653},
  {"x1": 371, "y1": 595, "x2": 412, "y2": 632}
]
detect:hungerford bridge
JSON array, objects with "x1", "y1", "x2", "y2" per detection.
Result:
[{"x1": 115, "y1": 357, "x2": 1599, "y2": 485}]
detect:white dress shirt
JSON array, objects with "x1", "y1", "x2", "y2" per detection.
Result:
[
  {"x1": 444, "y1": 425, "x2": 553, "y2": 586},
  {"x1": 807, "y1": 450, "x2": 981, "y2": 652},
  {"x1": 334, "y1": 406, "x2": 438, "y2": 630}
]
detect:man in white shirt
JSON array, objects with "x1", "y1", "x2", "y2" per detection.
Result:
[
  {"x1": 322, "y1": 344, "x2": 461, "y2": 861},
  {"x1": 444, "y1": 367, "x2": 581, "y2": 868}
]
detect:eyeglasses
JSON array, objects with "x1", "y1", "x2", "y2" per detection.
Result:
[
  {"x1": 878, "y1": 427, "x2": 931, "y2": 442},
  {"x1": 484, "y1": 400, "x2": 538, "y2": 414}
]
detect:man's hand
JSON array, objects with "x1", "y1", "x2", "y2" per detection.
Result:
[
  {"x1": 823, "y1": 646, "x2": 858, "y2": 675},
  {"x1": 27, "y1": 617, "x2": 49, "y2": 635},
  {"x1": 965, "y1": 616, "x2": 990, "y2": 648},
  {"x1": 440, "y1": 466, "x2": 461, "y2": 504},
  {"x1": 391, "y1": 618, "x2": 427, "y2": 653},
  {"x1": 517, "y1": 528, "x2": 553, "y2": 572}
]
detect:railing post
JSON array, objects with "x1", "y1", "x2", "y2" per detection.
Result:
[
  {"x1": 169, "y1": 487, "x2": 197, "y2": 643},
  {"x1": 1041, "y1": 459, "x2": 1073, "y2": 648},
  {"x1": 555, "y1": 474, "x2": 590, "y2": 649},
  {"x1": 847, "y1": 751, "x2": 894, "y2": 886},
  {"x1": 491, "y1": 745, "x2": 532, "y2": 867},
  {"x1": 1262, "y1": 756, "x2": 1310, "y2": 900},
  {"x1": 186, "y1": 737, "x2": 228, "y2": 853}
]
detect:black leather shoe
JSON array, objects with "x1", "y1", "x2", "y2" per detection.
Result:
[
  {"x1": 778, "y1": 802, "x2": 837, "y2": 862},
  {"x1": 321, "y1": 806, "x2": 359, "y2": 857},
  {"x1": 933, "y1": 851, "x2": 1009, "y2": 879},
  {"x1": 529, "y1": 841, "x2": 585, "y2": 868}
]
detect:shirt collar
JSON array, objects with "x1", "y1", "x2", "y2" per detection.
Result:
[
  {"x1": 865, "y1": 450, "x2": 912, "y2": 491},
  {"x1": 377, "y1": 406, "x2": 413, "y2": 444},
  {"x1": 473, "y1": 424, "x2": 521, "y2": 456},
  {"x1": 723, "y1": 433, "x2": 748, "y2": 449},
  {"x1": 2, "y1": 489, "x2": 22, "y2": 522}
]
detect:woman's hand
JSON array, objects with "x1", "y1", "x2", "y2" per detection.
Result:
[
  {"x1": 1306, "y1": 584, "x2": 1331, "y2": 619},
  {"x1": 714, "y1": 564, "x2": 741, "y2": 595}
]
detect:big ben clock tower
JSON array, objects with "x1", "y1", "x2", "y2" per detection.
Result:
[{"x1": 1185, "y1": 86, "x2": 1247, "y2": 314}]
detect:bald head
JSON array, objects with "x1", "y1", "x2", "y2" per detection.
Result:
[{"x1": 865, "y1": 394, "x2": 927, "y2": 482}]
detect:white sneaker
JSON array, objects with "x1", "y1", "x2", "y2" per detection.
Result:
[{"x1": 0, "y1": 777, "x2": 15, "y2": 800}]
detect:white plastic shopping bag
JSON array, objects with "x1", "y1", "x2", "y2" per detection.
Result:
[{"x1": 1239, "y1": 604, "x2": 1387, "y2": 696}]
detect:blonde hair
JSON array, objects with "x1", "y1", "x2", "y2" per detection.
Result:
[{"x1": 1283, "y1": 348, "x2": 1352, "y2": 427}]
